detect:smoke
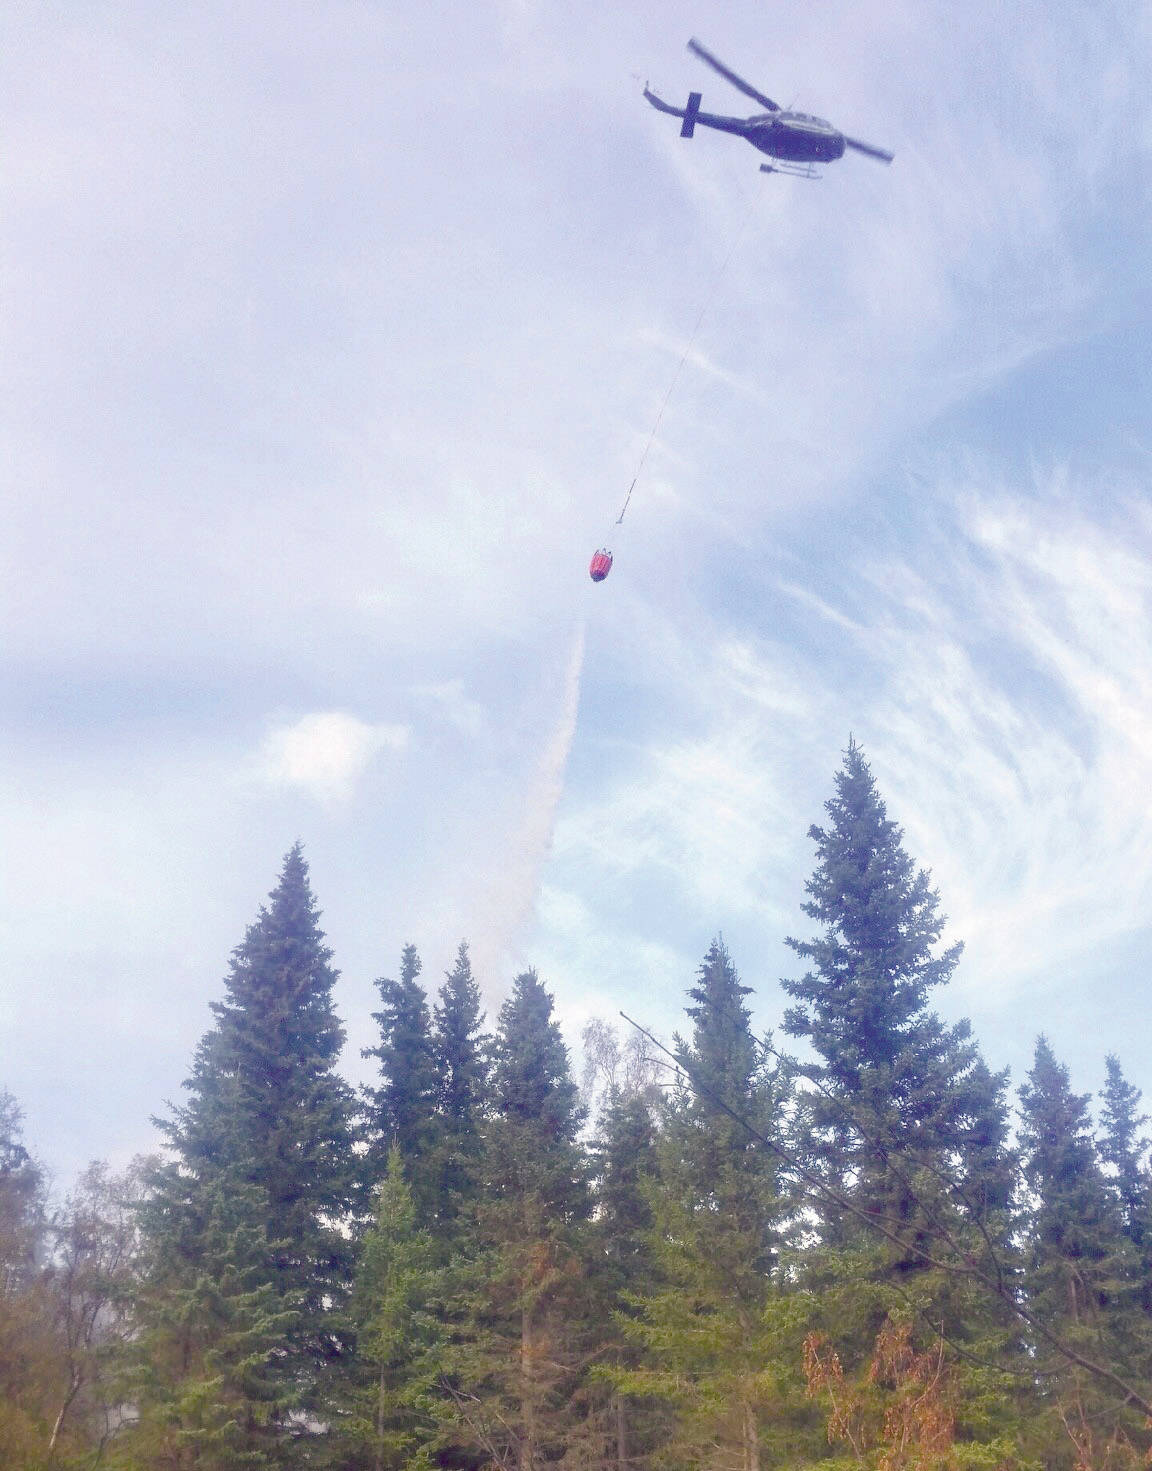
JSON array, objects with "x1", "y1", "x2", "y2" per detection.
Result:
[{"x1": 469, "y1": 619, "x2": 587, "y2": 989}]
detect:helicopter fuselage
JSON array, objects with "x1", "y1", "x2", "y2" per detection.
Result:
[
  {"x1": 746, "y1": 112, "x2": 846, "y2": 163},
  {"x1": 643, "y1": 44, "x2": 892, "y2": 171}
]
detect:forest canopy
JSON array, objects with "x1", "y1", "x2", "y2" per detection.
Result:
[{"x1": 3, "y1": 741, "x2": 1150, "y2": 1470}]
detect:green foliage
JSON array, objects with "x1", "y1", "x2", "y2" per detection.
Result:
[
  {"x1": 0, "y1": 1090, "x2": 57, "y2": 1467},
  {"x1": 134, "y1": 846, "x2": 359, "y2": 1461},
  {"x1": 429, "y1": 942, "x2": 490, "y2": 1234},
  {"x1": 590, "y1": 1089, "x2": 658, "y2": 1282},
  {"x1": 783, "y1": 739, "x2": 964, "y2": 1064},
  {"x1": 1019, "y1": 1036, "x2": 1121, "y2": 1327},
  {"x1": 486, "y1": 967, "x2": 589, "y2": 1230},
  {"x1": 45, "y1": 1157, "x2": 150, "y2": 1462},
  {"x1": 0, "y1": 1089, "x2": 44, "y2": 1276},
  {"x1": 20, "y1": 745, "x2": 1152, "y2": 1470},
  {"x1": 364, "y1": 945, "x2": 441, "y2": 1205},
  {"x1": 666, "y1": 939, "x2": 787, "y2": 1288},
  {"x1": 447, "y1": 970, "x2": 591, "y2": 1471},
  {"x1": 1098, "y1": 1054, "x2": 1150, "y2": 1246},
  {"x1": 613, "y1": 942, "x2": 806, "y2": 1471},
  {"x1": 161, "y1": 845, "x2": 358, "y2": 1321},
  {"x1": 1017, "y1": 1036, "x2": 1152, "y2": 1467},
  {"x1": 122, "y1": 1173, "x2": 303, "y2": 1468},
  {"x1": 782, "y1": 740, "x2": 1003, "y2": 1265},
  {"x1": 584, "y1": 1088, "x2": 666, "y2": 1471},
  {"x1": 341, "y1": 1146, "x2": 445, "y2": 1471}
]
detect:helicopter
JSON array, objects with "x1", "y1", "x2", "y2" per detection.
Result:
[{"x1": 644, "y1": 38, "x2": 893, "y2": 177}]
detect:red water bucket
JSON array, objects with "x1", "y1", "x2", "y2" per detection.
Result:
[{"x1": 589, "y1": 549, "x2": 613, "y2": 582}]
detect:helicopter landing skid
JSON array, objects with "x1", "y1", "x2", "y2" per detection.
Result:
[{"x1": 760, "y1": 161, "x2": 820, "y2": 179}]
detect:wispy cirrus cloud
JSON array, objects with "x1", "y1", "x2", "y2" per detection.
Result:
[
  {"x1": 543, "y1": 465, "x2": 1152, "y2": 1090},
  {"x1": 857, "y1": 480, "x2": 1152, "y2": 989}
]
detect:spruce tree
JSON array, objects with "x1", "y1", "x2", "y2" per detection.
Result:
[
  {"x1": 1018, "y1": 1036, "x2": 1120, "y2": 1330},
  {"x1": 956, "y1": 1056, "x2": 1017, "y2": 1227},
  {"x1": 590, "y1": 1090, "x2": 658, "y2": 1286},
  {"x1": 136, "y1": 846, "x2": 359, "y2": 1455},
  {"x1": 668, "y1": 938, "x2": 785, "y2": 1292},
  {"x1": 430, "y1": 942, "x2": 489, "y2": 1232},
  {"x1": 1017, "y1": 1037, "x2": 1148, "y2": 1465},
  {"x1": 777, "y1": 741, "x2": 1030, "y2": 1462},
  {"x1": 587, "y1": 1087, "x2": 664, "y2": 1471},
  {"x1": 1098, "y1": 1054, "x2": 1152, "y2": 1339},
  {"x1": 782, "y1": 739, "x2": 991, "y2": 1247},
  {"x1": 1099, "y1": 1054, "x2": 1149, "y2": 1246},
  {"x1": 125, "y1": 1174, "x2": 302, "y2": 1469},
  {"x1": 486, "y1": 969, "x2": 588, "y2": 1226},
  {"x1": 363, "y1": 945, "x2": 440, "y2": 1207},
  {"x1": 620, "y1": 941, "x2": 805, "y2": 1471},
  {"x1": 342, "y1": 1146, "x2": 445, "y2": 1471},
  {"x1": 452, "y1": 970, "x2": 590, "y2": 1471}
]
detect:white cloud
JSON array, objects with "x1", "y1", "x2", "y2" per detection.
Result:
[{"x1": 258, "y1": 712, "x2": 408, "y2": 803}]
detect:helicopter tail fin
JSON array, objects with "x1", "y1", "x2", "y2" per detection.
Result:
[{"x1": 680, "y1": 92, "x2": 702, "y2": 138}]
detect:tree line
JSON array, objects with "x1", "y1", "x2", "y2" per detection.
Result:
[{"x1": 3, "y1": 739, "x2": 1151, "y2": 1469}]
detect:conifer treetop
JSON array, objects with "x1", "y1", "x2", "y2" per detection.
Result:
[
  {"x1": 209, "y1": 840, "x2": 345, "y2": 1069},
  {"x1": 783, "y1": 739, "x2": 963, "y2": 1071},
  {"x1": 492, "y1": 968, "x2": 583, "y2": 1134},
  {"x1": 435, "y1": 940, "x2": 489, "y2": 1125}
]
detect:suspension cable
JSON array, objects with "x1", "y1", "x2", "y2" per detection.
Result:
[{"x1": 615, "y1": 188, "x2": 757, "y2": 526}]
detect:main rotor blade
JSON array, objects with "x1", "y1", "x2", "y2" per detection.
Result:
[
  {"x1": 844, "y1": 135, "x2": 894, "y2": 163},
  {"x1": 687, "y1": 38, "x2": 779, "y2": 111}
]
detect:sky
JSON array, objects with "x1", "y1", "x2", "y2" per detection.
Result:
[{"x1": 4, "y1": 0, "x2": 1152, "y2": 1188}]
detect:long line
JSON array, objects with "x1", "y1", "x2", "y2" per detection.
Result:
[{"x1": 616, "y1": 191, "x2": 757, "y2": 526}]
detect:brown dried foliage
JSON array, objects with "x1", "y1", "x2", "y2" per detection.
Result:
[{"x1": 803, "y1": 1319, "x2": 963, "y2": 1470}]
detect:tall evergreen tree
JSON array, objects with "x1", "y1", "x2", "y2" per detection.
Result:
[
  {"x1": 620, "y1": 941, "x2": 804, "y2": 1471},
  {"x1": 955, "y1": 1056, "x2": 1017, "y2": 1227},
  {"x1": 782, "y1": 740, "x2": 993, "y2": 1249},
  {"x1": 1018, "y1": 1037, "x2": 1120, "y2": 1332},
  {"x1": 1099, "y1": 1054, "x2": 1149, "y2": 1247},
  {"x1": 133, "y1": 846, "x2": 359, "y2": 1458},
  {"x1": 666, "y1": 939, "x2": 786, "y2": 1296},
  {"x1": 341, "y1": 1146, "x2": 445, "y2": 1471},
  {"x1": 1017, "y1": 1036, "x2": 1149, "y2": 1466},
  {"x1": 430, "y1": 942, "x2": 489, "y2": 1231},
  {"x1": 1098, "y1": 1053, "x2": 1152, "y2": 1348},
  {"x1": 590, "y1": 1090, "x2": 658, "y2": 1288},
  {"x1": 363, "y1": 945, "x2": 440, "y2": 1206},
  {"x1": 587, "y1": 1086, "x2": 664, "y2": 1471},
  {"x1": 485, "y1": 970, "x2": 588, "y2": 1225},
  {"x1": 451, "y1": 970, "x2": 590, "y2": 1471},
  {"x1": 125, "y1": 1174, "x2": 303, "y2": 1469},
  {"x1": 777, "y1": 743, "x2": 1028, "y2": 1464}
]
